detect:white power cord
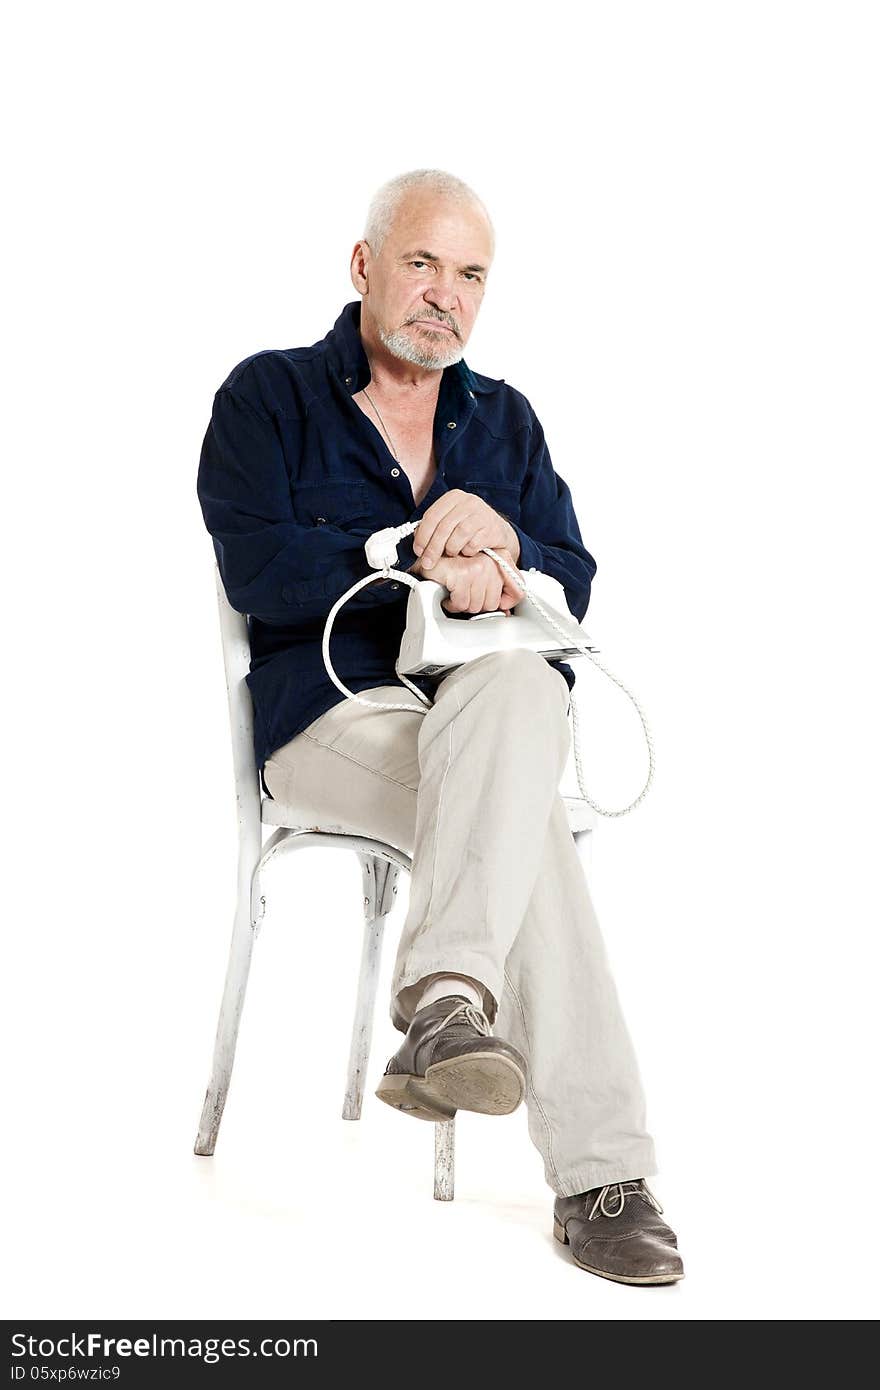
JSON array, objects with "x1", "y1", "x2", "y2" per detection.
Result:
[{"x1": 320, "y1": 520, "x2": 654, "y2": 817}]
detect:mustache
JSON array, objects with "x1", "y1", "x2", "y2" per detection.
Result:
[{"x1": 409, "y1": 314, "x2": 458, "y2": 334}]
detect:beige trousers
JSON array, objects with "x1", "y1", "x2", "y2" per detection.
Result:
[{"x1": 263, "y1": 649, "x2": 658, "y2": 1197}]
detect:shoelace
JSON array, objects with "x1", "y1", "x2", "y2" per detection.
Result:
[
  {"x1": 424, "y1": 1000, "x2": 492, "y2": 1042},
  {"x1": 588, "y1": 1180, "x2": 664, "y2": 1221}
]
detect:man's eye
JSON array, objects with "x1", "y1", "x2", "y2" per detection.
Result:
[{"x1": 410, "y1": 261, "x2": 480, "y2": 283}]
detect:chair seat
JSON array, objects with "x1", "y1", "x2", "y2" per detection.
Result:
[{"x1": 261, "y1": 793, "x2": 596, "y2": 835}]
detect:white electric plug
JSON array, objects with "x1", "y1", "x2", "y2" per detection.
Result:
[{"x1": 365, "y1": 522, "x2": 419, "y2": 571}]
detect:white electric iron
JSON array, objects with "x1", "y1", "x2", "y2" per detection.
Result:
[
  {"x1": 320, "y1": 520, "x2": 654, "y2": 816},
  {"x1": 397, "y1": 565, "x2": 599, "y2": 677}
]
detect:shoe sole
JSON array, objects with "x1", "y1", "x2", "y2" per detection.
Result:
[
  {"x1": 553, "y1": 1218, "x2": 685, "y2": 1285},
  {"x1": 375, "y1": 1050, "x2": 526, "y2": 1122},
  {"x1": 373, "y1": 1072, "x2": 456, "y2": 1123}
]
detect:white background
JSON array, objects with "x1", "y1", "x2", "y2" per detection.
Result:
[{"x1": 3, "y1": 0, "x2": 878, "y2": 1322}]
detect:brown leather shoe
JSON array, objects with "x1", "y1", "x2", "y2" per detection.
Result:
[
  {"x1": 375, "y1": 994, "x2": 527, "y2": 1122},
  {"x1": 554, "y1": 1180, "x2": 684, "y2": 1285}
]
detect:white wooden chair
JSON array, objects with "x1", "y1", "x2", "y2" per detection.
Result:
[{"x1": 194, "y1": 560, "x2": 596, "y2": 1199}]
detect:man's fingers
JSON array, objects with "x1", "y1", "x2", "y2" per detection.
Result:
[
  {"x1": 472, "y1": 581, "x2": 489, "y2": 613},
  {"x1": 412, "y1": 495, "x2": 463, "y2": 567},
  {"x1": 429, "y1": 550, "x2": 523, "y2": 615},
  {"x1": 444, "y1": 518, "x2": 497, "y2": 558},
  {"x1": 458, "y1": 527, "x2": 494, "y2": 556},
  {"x1": 415, "y1": 494, "x2": 494, "y2": 568},
  {"x1": 442, "y1": 579, "x2": 472, "y2": 613},
  {"x1": 413, "y1": 492, "x2": 511, "y2": 569},
  {"x1": 486, "y1": 574, "x2": 505, "y2": 611},
  {"x1": 416, "y1": 515, "x2": 460, "y2": 568}
]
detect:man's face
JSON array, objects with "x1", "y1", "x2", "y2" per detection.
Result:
[{"x1": 356, "y1": 194, "x2": 493, "y2": 371}]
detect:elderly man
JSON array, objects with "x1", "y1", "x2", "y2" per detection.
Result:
[{"x1": 197, "y1": 168, "x2": 683, "y2": 1286}]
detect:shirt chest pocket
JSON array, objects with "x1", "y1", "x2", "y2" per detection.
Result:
[
  {"x1": 462, "y1": 480, "x2": 522, "y2": 524},
  {"x1": 292, "y1": 480, "x2": 374, "y2": 528}
]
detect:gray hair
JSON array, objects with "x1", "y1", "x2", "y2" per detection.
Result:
[{"x1": 363, "y1": 168, "x2": 495, "y2": 259}]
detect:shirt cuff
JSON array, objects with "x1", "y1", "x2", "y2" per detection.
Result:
[
  {"x1": 395, "y1": 532, "x2": 418, "y2": 573},
  {"x1": 506, "y1": 521, "x2": 543, "y2": 574}
]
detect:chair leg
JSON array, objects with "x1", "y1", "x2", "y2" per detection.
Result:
[
  {"x1": 194, "y1": 887, "x2": 258, "y2": 1156},
  {"x1": 342, "y1": 853, "x2": 397, "y2": 1120},
  {"x1": 434, "y1": 1118, "x2": 455, "y2": 1200}
]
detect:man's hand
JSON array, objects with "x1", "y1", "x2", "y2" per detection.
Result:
[
  {"x1": 411, "y1": 548, "x2": 526, "y2": 615},
  {"x1": 412, "y1": 489, "x2": 520, "y2": 570}
]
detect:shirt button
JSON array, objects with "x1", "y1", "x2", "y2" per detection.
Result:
[
  {"x1": 316, "y1": 516, "x2": 326, "y2": 524},
  {"x1": 391, "y1": 582, "x2": 400, "y2": 590},
  {"x1": 344, "y1": 376, "x2": 352, "y2": 385},
  {"x1": 446, "y1": 420, "x2": 457, "y2": 429},
  {"x1": 390, "y1": 467, "x2": 400, "y2": 476}
]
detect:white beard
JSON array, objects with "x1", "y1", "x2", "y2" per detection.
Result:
[{"x1": 378, "y1": 321, "x2": 465, "y2": 371}]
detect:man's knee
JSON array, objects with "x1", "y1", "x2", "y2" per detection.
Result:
[{"x1": 481, "y1": 648, "x2": 568, "y2": 703}]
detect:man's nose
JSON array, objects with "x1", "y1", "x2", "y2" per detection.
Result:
[{"x1": 424, "y1": 278, "x2": 459, "y2": 313}]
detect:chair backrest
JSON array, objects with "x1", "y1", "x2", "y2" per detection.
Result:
[{"x1": 213, "y1": 559, "x2": 263, "y2": 833}]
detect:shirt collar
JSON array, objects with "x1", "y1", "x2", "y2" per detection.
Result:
[{"x1": 325, "y1": 298, "x2": 501, "y2": 397}]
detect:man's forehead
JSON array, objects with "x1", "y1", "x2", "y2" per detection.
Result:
[{"x1": 388, "y1": 201, "x2": 492, "y2": 255}]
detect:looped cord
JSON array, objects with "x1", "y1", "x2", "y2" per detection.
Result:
[{"x1": 320, "y1": 522, "x2": 655, "y2": 816}]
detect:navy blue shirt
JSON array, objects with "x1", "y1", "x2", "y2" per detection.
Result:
[{"x1": 197, "y1": 299, "x2": 597, "y2": 794}]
